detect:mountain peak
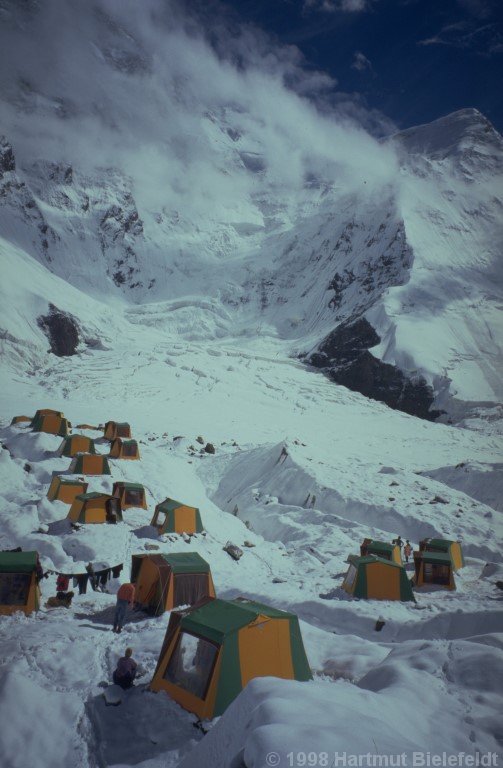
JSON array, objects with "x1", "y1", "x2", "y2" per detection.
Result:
[{"x1": 390, "y1": 108, "x2": 503, "y2": 164}]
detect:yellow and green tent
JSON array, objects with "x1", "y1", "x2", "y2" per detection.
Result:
[
  {"x1": 31, "y1": 408, "x2": 63, "y2": 424},
  {"x1": 58, "y1": 434, "x2": 96, "y2": 458},
  {"x1": 11, "y1": 415, "x2": 31, "y2": 425},
  {"x1": 109, "y1": 438, "x2": 140, "y2": 460},
  {"x1": 113, "y1": 481, "x2": 148, "y2": 509},
  {"x1": 47, "y1": 475, "x2": 88, "y2": 504},
  {"x1": 420, "y1": 538, "x2": 464, "y2": 570},
  {"x1": 413, "y1": 550, "x2": 456, "y2": 590},
  {"x1": 104, "y1": 421, "x2": 131, "y2": 440},
  {"x1": 0, "y1": 551, "x2": 40, "y2": 616},
  {"x1": 151, "y1": 498, "x2": 203, "y2": 535},
  {"x1": 32, "y1": 409, "x2": 70, "y2": 437},
  {"x1": 132, "y1": 551, "x2": 215, "y2": 615},
  {"x1": 151, "y1": 596, "x2": 312, "y2": 718},
  {"x1": 360, "y1": 538, "x2": 402, "y2": 564},
  {"x1": 342, "y1": 555, "x2": 414, "y2": 601},
  {"x1": 67, "y1": 492, "x2": 122, "y2": 524},
  {"x1": 69, "y1": 453, "x2": 111, "y2": 475}
]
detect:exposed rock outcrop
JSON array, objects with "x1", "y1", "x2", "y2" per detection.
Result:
[
  {"x1": 37, "y1": 304, "x2": 80, "y2": 356},
  {"x1": 308, "y1": 318, "x2": 441, "y2": 421}
]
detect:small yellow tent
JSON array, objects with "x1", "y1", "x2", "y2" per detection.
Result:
[
  {"x1": 0, "y1": 551, "x2": 40, "y2": 616},
  {"x1": 360, "y1": 538, "x2": 402, "y2": 564},
  {"x1": 47, "y1": 476, "x2": 88, "y2": 504},
  {"x1": 58, "y1": 435, "x2": 96, "y2": 457},
  {"x1": 342, "y1": 555, "x2": 414, "y2": 601},
  {"x1": 109, "y1": 438, "x2": 140, "y2": 460},
  {"x1": 11, "y1": 415, "x2": 31, "y2": 425},
  {"x1": 112, "y1": 482, "x2": 148, "y2": 509},
  {"x1": 131, "y1": 552, "x2": 215, "y2": 614},
  {"x1": 32, "y1": 410, "x2": 70, "y2": 437},
  {"x1": 151, "y1": 499, "x2": 203, "y2": 534},
  {"x1": 67, "y1": 493, "x2": 123, "y2": 524},
  {"x1": 68, "y1": 453, "x2": 111, "y2": 475},
  {"x1": 104, "y1": 421, "x2": 132, "y2": 440}
]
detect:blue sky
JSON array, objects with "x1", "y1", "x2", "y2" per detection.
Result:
[{"x1": 221, "y1": 0, "x2": 503, "y2": 133}]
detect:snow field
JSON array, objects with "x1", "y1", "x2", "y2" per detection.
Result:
[{"x1": 0, "y1": 329, "x2": 501, "y2": 767}]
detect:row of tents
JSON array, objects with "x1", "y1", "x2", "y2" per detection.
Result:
[
  {"x1": 0, "y1": 549, "x2": 215, "y2": 618},
  {"x1": 1, "y1": 534, "x2": 465, "y2": 620},
  {"x1": 341, "y1": 537, "x2": 464, "y2": 600},
  {"x1": 47, "y1": 475, "x2": 204, "y2": 533},
  {"x1": 13, "y1": 410, "x2": 131, "y2": 440},
  {"x1": 12, "y1": 410, "x2": 141, "y2": 461}
]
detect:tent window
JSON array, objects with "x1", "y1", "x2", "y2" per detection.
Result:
[
  {"x1": 344, "y1": 564, "x2": 357, "y2": 590},
  {"x1": 173, "y1": 574, "x2": 208, "y2": 608},
  {"x1": 433, "y1": 564, "x2": 450, "y2": 584},
  {"x1": 123, "y1": 443, "x2": 138, "y2": 457},
  {"x1": 423, "y1": 563, "x2": 450, "y2": 584},
  {"x1": 125, "y1": 489, "x2": 143, "y2": 506},
  {"x1": 164, "y1": 632, "x2": 218, "y2": 699},
  {"x1": 0, "y1": 573, "x2": 31, "y2": 605},
  {"x1": 156, "y1": 511, "x2": 167, "y2": 528}
]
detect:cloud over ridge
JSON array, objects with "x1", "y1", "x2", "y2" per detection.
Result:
[{"x1": 0, "y1": 0, "x2": 397, "y2": 224}]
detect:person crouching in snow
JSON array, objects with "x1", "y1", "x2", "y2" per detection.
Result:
[
  {"x1": 113, "y1": 648, "x2": 137, "y2": 689},
  {"x1": 113, "y1": 582, "x2": 135, "y2": 633},
  {"x1": 46, "y1": 591, "x2": 75, "y2": 609}
]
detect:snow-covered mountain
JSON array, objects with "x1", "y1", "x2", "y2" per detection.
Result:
[{"x1": 1, "y1": 0, "x2": 501, "y2": 420}]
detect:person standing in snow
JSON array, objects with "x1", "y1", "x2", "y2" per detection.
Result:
[
  {"x1": 392, "y1": 536, "x2": 404, "y2": 562},
  {"x1": 113, "y1": 647, "x2": 137, "y2": 689},
  {"x1": 113, "y1": 582, "x2": 135, "y2": 633},
  {"x1": 404, "y1": 540, "x2": 412, "y2": 563},
  {"x1": 86, "y1": 562, "x2": 98, "y2": 591}
]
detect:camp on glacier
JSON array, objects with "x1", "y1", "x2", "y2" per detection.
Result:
[{"x1": 0, "y1": 1, "x2": 501, "y2": 767}]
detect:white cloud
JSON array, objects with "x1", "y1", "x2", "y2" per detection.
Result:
[
  {"x1": 341, "y1": 0, "x2": 368, "y2": 11},
  {"x1": 351, "y1": 51, "x2": 373, "y2": 71},
  {"x1": 304, "y1": 0, "x2": 368, "y2": 12},
  {"x1": 0, "y1": 0, "x2": 397, "y2": 223},
  {"x1": 417, "y1": 19, "x2": 502, "y2": 55}
]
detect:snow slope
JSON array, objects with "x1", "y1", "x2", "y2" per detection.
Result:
[{"x1": 0, "y1": 315, "x2": 502, "y2": 767}]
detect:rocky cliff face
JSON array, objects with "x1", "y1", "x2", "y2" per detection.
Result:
[{"x1": 307, "y1": 318, "x2": 440, "y2": 420}]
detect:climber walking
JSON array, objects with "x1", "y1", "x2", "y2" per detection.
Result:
[{"x1": 113, "y1": 582, "x2": 135, "y2": 633}]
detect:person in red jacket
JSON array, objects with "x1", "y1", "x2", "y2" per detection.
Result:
[{"x1": 113, "y1": 582, "x2": 135, "y2": 633}]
